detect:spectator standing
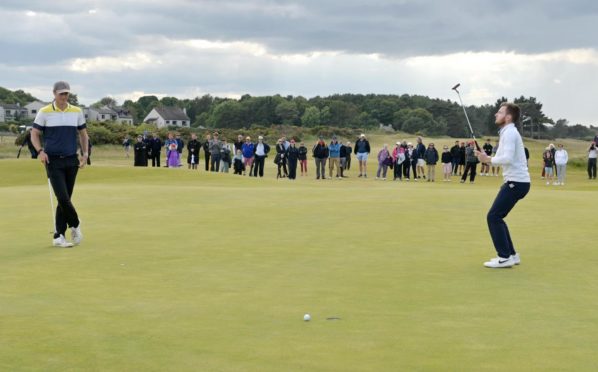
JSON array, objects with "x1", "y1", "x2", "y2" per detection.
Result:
[
  {"x1": 203, "y1": 134, "x2": 211, "y2": 171},
  {"x1": 287, "y1": 140, "x2": 299, "y2": 180},
  {"x1": 424, "y1": 143, "x2": 439, "y2": 182},
  {"x1": 461, "y1": 141, "x2": 478, "y2": 183},
  {"x1": 175, "y1": 134, "x2": 184, "y2": 167},
  {"x1": 209, "y1": 132, "x2": 221, "y2": 172},
  {"x1": 415, "y1": 136, "x2": 426, "y2": 180},
  {"x1": 298, "y1": 142, "x2": 308, "y2": 176},
  {"x1": 407, "y1": 142, "x2": 417, "y2": 181},
  {"x1": 402, "y1": 141, "x2": 412, "y2": 181},
  {"x1": 187, "y1": 133, "x2": 200, "y2": 170},
  {"x1": 441, "y1": 145, "x2": 453, "y2": 181},
  {"x1": 328, "y1": 136, "x2": 341, "y2": 179},
  {"x1": 134, "y1": 135, "x2": 148, "y2": 167},
  {"x1": 312, "y1": 138, "x2": 329, "y2": 180},
  {"x1": 481, "y1": 139, "x2": 493, "y2": 176},
  {"x1": 376, "y1": 144, "x2": 391, "y2": 180},
  {"x1": 392, "y1": 142, "x2": 405, "y2": 181},
  {"x1": 275, "y1": 138, "x2": 288, "y2": 179},
  {"x1": 542, "y1": 148, "x2": 554, "y2": 185},
  {"x1": 554, "y1": 143, "x2": 568, "y2": 185},
  {"x1": 354, "y1": 134, "x2": 371, "y2": 178},
  {"x1": 252, "y1": 136, "x2": 270, "y2": 177},
  {"x1": 241, "y1": 136, "x2": 255, "y2": 176},
  {"x1": 220, "y1": 138, "x2": 232, "y2": 173},
  {"x1": 450, "y1": 140, "x2": 460, "y2": 175},
  {"x1": 165, "y1": 133, "x2": 178, "y2": 168},
  {"x1": 150, "y1": 133, "x2": 162, "y2": 167},
  {"x1": 233, "y1": 149, "x2": 244, "y2": 175},
  {"x1": 339, "y1": 141, "x2": 348, "y2": 178},
  {"x1": 588, "y1": 142, "x2": 597, "y2": 180}
]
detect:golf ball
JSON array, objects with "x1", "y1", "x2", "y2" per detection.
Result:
[{"x1": 304, "y1": 314, "x2": 311, "y2": 321}]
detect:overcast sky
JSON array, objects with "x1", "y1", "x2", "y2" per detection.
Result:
[{"x1": 1, "y1": 0, "x2": 597, "y2": 125}]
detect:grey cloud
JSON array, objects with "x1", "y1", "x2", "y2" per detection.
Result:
[{"x1": 2, "y1": 0, "x2": 598, "y2": 65}]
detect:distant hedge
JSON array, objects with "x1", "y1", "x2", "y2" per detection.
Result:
[{"x1": 32, "y1": 121, "x2": 364, "y2": 145}]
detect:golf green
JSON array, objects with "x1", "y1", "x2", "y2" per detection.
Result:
[{"x1": 1, "y1": 138, "x2": 597, "y2": 371}]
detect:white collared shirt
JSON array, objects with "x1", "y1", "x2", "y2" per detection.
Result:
[{"x1": 491, "y1": 123, "x2": 530, "y2": 183}]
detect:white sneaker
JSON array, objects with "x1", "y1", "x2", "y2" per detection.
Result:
[
  {"x1": 71, "y1": 221, "x2": 83, "y2": 245},
  {"x1": 510, "y1": 253, "x2": 521, "y2": 265},
  {"x1": 53, "y1": 235, "x2": 74, "y2": 248},
  {"x1": 483, "y1": 256, "x2": 515, "y2": 268}
]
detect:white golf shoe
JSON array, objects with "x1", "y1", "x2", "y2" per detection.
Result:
[
  {"x1": 510, "y1": 253, "x2": 521, "y2": 265},
  {"x1": 53, "y1": 235, "x2": 74, "y2": 248},
  {"x1": 483, "y1": 256, "x2": 515, "y2": 268},
  {"x1": 71, "y1": 221, "x2": 83, "y2": 245}
]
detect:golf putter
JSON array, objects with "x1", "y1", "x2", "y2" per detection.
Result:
[{"x1": 452, "y1": 83, "x2": 482, "y2": 152}]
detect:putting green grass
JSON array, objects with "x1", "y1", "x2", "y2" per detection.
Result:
[{"x1": 1, "y1": 136, "x2": 598, "y2": 371}]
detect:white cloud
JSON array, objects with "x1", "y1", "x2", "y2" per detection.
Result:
[{"x1": 69, "y1": 53, "x2": 161, "y2": 73}]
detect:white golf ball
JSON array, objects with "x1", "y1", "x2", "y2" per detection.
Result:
[{"x1": 303, "y1": 314, "x2": 311, "y2": 321}]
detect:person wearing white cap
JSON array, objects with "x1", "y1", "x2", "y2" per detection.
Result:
[
  {"x1": 354, "y1": 134, "x2": 370, "y2": 178},
  {"x1": 252, "y1": 135, "x2": 270, "y2": 177},
  {"x1": 30, "y1": 81, "x2": 88, "y2": 248}
]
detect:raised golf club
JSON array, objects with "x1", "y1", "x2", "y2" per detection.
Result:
[{"x1": 452, "y1": 83, "x2": 481, "y2": 151}]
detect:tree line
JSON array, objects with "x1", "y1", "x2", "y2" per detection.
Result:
[{"x1": 1, "y1": 86, "x2": 596, "y2": 140}]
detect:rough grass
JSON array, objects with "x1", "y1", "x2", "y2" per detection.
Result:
[{"x1": 1, "y1": 134, "x2": 598, "y2": 371}]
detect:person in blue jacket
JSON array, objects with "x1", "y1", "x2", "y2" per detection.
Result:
[{"x1": 328, "y1": 135, "x2": 342, "y2": 179}]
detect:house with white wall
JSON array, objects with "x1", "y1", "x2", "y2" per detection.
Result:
[
  {"x1": 143, "y1": 106, "x2": 190, "y2": 128},
  {"x1": 25, "y1": 101, "x2": 48, "y2": 119}
]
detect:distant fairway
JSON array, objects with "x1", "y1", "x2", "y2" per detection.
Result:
[{"x1": 1, "y1": 135, "x2": 597, "y2": 371}]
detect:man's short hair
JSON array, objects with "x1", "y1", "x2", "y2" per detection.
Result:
[{"x1": 501, "y1": 102, "x2": 521, "y2": 123}]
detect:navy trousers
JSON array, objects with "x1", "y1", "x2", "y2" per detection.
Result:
[{"x1": 487, "y1": 182, "x2": 530, "y2": 258}]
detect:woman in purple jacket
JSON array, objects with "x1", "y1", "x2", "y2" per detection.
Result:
[{"x1": 376, "y1": 144, "x2": 391, "y2": 180}]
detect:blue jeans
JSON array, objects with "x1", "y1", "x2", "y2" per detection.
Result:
[{"x1": 487, "y1": 182, "x2": 530, "y2": 258}]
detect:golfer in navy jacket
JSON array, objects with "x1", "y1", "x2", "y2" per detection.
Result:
[{"x1": 477, "y1": 102, "x2": 530, "y2": 268}]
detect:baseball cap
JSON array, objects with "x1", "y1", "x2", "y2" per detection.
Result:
[{"x1": 53, "y1": 81, "x2": 70, "y2": 94}]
